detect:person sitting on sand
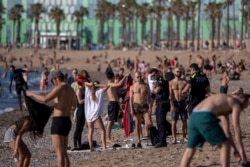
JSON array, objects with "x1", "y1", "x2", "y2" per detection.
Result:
[
  {"x1": 180, "y1": 89, "x2": 249, "y2": 167},
  {"x1": 4, "y1": 116, "x2": 41, "y2": 167},
  {"x1": 85, "y1": 81, "x2": 109, "y2": 151}
]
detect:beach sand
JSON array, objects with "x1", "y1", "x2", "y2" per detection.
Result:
[{"x1": 1, "y1": 48, "x2": 250, "y2": 167}]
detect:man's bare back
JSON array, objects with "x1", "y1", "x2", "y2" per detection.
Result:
[{"x1": 193, "y1": 93, "x2": 247, "y2": 116}]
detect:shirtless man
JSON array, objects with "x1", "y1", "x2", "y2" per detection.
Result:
[
  {"x1": 40, "y1": 67, "x2": 49, "y2": 93},
  {"x1": 180, "y1": 91, "x2": 249, "y2": 167},
  {"x1": 106, "y1": 72, "x2": 127, "y2": 143},
  {"x1": 130, "y1": 71, "x2": 152, "y2": 148},
  {"x1": 220, "y1": 66, "x2": 230, "y2": 94},
  {"x1": 26, "y1": 70, "x2": 77, "y2": 167},
  {"x1": 169, "y1": 68, "x2": 188, "y2": 144}
]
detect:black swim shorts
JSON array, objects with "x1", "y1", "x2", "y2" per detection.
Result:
[
  {"x1": 51, "y1": 117, "x2": 71, "y2": 136},
  {"x1": 107, "y1": 101, "x2": 120, "y2": 122},
  {"x1": 16, "y1": 83, "x2": 28, "y2": 96}
]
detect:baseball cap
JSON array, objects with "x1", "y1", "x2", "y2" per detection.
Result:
[{"x1": 49, "y1": 70, "x2": 64, "y2": 81}]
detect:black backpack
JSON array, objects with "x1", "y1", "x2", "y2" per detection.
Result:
[{"x1": 148, "y1": 126, "x2": 160, "y2": 146}]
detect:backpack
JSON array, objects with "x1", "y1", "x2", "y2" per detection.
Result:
[{"x1": 148, "y1": 126, "x2": 160, "y2": 146}]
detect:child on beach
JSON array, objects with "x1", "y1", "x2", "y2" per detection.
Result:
[
  {"x1": 3, "y1": 115, "x2": 40, "y2": 167},
  {"x1": 84, "y1": 81, "x2": 109, "y2": 151}
]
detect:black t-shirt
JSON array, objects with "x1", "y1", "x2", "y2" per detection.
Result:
[
  {"x1": 155, "y1": 76, "x2": 169, "y2": 103},
  {"x1": 13, "y1": 69, "x2": 26, "y2": 85},
  {"x1": 189, "y1": 72, "x2": 210, "y2": 100}
]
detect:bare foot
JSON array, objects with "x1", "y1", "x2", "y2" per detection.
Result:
[
  {"x1": 106, "y1": 140, "x2": 113, "y2": 143},
  {"x1": 89, "y1": 148, "x2": 94, "y2": 152},
  {"x1": 172, "y1": 140, "x2": 177, "y2": 144},
  {"x1": 183, "y1": 138, "x2": 188, "y2": 143}
]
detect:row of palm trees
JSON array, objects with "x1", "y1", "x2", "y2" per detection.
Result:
[{"x1": 0, "y1": 0, "x2": 249, "y2": 50}]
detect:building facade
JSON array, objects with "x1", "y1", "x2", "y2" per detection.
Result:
[{"x1": 0, "y1": 0, "x2": 245, "y2": 48}]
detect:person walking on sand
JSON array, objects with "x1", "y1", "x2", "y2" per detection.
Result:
[
  {"x1": 3, "y1": 116, "x2": 41, "y2": 167},
  {"x1": 85, "y1": 81, "x2": 109, "y2": 151},
  {"x1": 220, "y1": 66, "x2": 230, "y2": 94},
  {"x1": 26, "y1": 70, "x2": 77, "y2": 167},
  {"x1": 105, "y1": 72, "x2": 127, "y2": 143},
  {"x1": 130, "y1": 71, "x2": 153, "y2": 148},
  {"x1": 169, "y1": 68, "x2": 188, "y2": 144},
  {"x1": 180, "y1": 90, "x2": 249, "y2": 167}
]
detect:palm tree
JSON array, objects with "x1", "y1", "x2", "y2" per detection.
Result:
[
  {"x1": 166, "y1": 6, "x2": 173, "y2": 49},
  {"x1": 79, "y1": 6, "x2": 89, "y2": 44},
  {"x1": 197, "y1": 0, "x2": 201, "y2": 50},
  {"x1": 183, "y1": 2, "x2": 191, "y2": 49},
  {"x1": 0, "y1": 2, "x2": 5, "y2": 43},
  {"x1": 9, "y1": 4, "x2": 25, "y2": 45},
  {"x1": 48, "y1": 7, "x2": 65, "y2": 49},
  {"x1": 172, "y1": 0, "x2": 184, "y2": 48},
  {"x1": 137, "y1": 3, "x2": 150, "y2": 42},
  {"x1": 95, "y1": 0, "x2": 109, "y2": 44},
  {"x1": 152, "y1": 1, "x2": 165, "y2": 43},
  {"x1": 72, "y1": 6, "x2": 88, "y2": 47},
  {"x1": 117, "y1": 1, "x2": 128, "y2": 45},
  {"x1": 187, "y1": 1, "x2": 197, "y2": 51},
  {"x1": 205, "y1": 2, "x2": 217, "y2": 50},
  {"x1": 215, "y1": 3, "x2": 223, "y2": 48},
  {"x1": 241, "y1": 0, "x2": 247, "y2": 50},
  {"x1": 30, "y1": 3, "x2": 46, "y2": 47},
  {"x1": 224, "y1": 0, "x2": 234, "y2": 48}
]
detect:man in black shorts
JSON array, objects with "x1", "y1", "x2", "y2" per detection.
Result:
[
  {"x1": 169, "y1": 68, "x2": 189, "y2": 143},
  {"x1": 26, "y1": 70, "x2": 77, "y2": 167},
  {"x1": 106, "y1": 72, "x2": 127, "y2": 142},
  {"x1": 6, "y1": 65, "x2": 28, "y2": 110}
]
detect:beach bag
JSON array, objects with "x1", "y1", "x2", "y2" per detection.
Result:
[
  {"x1": 166, "y1": 120, "x2": 172, "y2": 136},
  {"x1": 148, "y1": 126, "x2": 160, "y2": 146},
  {"x1": 80, "y1": 140, "x2": 97, "y2": 150}
]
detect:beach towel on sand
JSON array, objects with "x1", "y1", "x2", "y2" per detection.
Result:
[
  {"x1": 24, "y1": 94, "x2": 52, "y2": 135},
  {"x1": 84, "y1": 87, "x2": 104, "y2": 122}
]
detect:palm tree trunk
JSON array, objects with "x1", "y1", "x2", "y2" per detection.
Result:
[
  {"x1": 217, "y1": 18, "x2": 221, "y2": 48},
  {"x1": 151, "y1": 18, "x2": 153, "y2": 43},
  {"x1": 212, "y1": 18, "x2": 215, "y2": 49},
  {"x1": 185, "y1": 20, "x2": 188, "y2": 49},
  {"x1": 191, "y1": 16, "x2": 195, "y2": 51},
  {"x1": 35, "y1": 19, "x2": 39, "y2": 47},
  {"x1": 142, "y1": 22, "x2": 145, "y2": 42},
  {"x1": 233, "y1": 2, "x2": 236, "y2": 48},
  {"x1": 13, "y1": 21, "x2": 16, "y2": 45},
  {"x1": 226, "y1": 1, "x2": 230, "y2": 48},
  {"x1": 112, "y1": 17, "x2": 115, "y2": 44},
  {"x1": 240, "y1": 3, "x2": 244, "y2": 50},
  {"x1": 156, "y1": 17, "x2": 161, "y2": 42},
  {"x1": 135, "y1": 18, "x2": 138, "y2": 44},
  {"x1": 197, "y1": 0, "x2": 201, "y2": 50},
  {"x1": 56, "y1": 23, "x2": 60, "y2": 49},
  {"x1": 177, "y1": 16, "x2": 180, "y2": 46}
]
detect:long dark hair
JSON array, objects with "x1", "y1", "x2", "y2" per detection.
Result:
[{"x1": 14, "y1": 116, "x2": 38, "y2": 140}]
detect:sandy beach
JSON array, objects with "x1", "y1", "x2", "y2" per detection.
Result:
[{"x1": 1, "y1": 48, "x2": 250, "y2": 167}]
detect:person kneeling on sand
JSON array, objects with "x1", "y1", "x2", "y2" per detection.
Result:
[
  {"x1": 4, "y1": 116, "x2": 42, "y2": 167},
  {"x1": 180, "y1": 89, "x2": 249, "y2": 167},
  {"x1": 85, "y1": 81, "x2": 109, "y2": 151}
]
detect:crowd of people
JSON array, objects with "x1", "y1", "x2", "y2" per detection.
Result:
[{"x1": 1, "y1": 49, "x2": 250, "y2": 167}]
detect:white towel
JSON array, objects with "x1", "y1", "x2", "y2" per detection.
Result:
[{"x1": 85, "y1": 87, "x2": 104, "y2": 122}]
